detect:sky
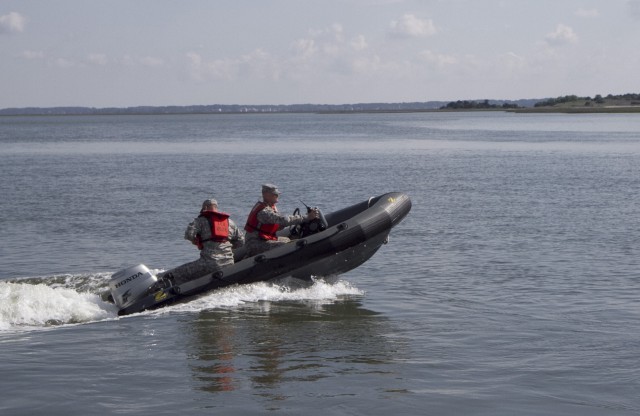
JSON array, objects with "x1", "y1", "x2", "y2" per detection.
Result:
[{"x1": 1, "y1": 0, "x2": 640, "y2": 108}]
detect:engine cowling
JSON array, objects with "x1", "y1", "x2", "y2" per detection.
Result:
[{"x1": 109, "y1": 264, "x2": 157, "y2": 309}]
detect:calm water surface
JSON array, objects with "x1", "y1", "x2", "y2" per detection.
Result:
[{"x1": 1, "y1": 112, "x2": 640, "y2": 415}]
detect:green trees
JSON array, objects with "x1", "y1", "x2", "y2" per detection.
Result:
[
  {"x1": 441, "y1": 99, "x2": 520, "y2": 110},
  {"x1": 534, "y1": 95, "x2": 580, "y2": 107},
  {"x1": 534, "y1": 93, "x2": 639, "y2": 107}
]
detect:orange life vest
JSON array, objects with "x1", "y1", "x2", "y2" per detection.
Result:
[
  {"x1": 195, "y1": 210, "x2": 230, "y2": 249},
  {"x1": 244, "y1": 202, "x2": 280, "y2": 241}
]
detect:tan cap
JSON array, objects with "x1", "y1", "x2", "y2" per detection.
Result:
[
  {"x1": 201, "y1": 199, "x2": 218, "y2": 210},
  {"x1": 261, "y1": 183, "x2": 280, "y2": 195}
]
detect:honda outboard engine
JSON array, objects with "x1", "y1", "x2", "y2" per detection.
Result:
[{"x1": 109, "y1": 264, "x2": 157, "y2": 309}]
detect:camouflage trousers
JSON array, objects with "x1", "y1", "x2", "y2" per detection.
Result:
[
  {"x1": 161, "y1": 243, "x2": 234, "y2": 286},
  {"x1": 244, "y1": 236, "x2": 291, "y2": 257}
]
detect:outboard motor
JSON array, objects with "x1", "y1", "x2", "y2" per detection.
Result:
[{"x1": 109, "y1": 264, "x2": 157, "y2": 309}]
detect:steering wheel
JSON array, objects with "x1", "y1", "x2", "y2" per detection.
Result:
[
  {"x1": 290, "y1": 208, "x2": 304, "y2": 237},
  {"x1": 290, "y1": 207, "x2": 328, "y2": 238}
]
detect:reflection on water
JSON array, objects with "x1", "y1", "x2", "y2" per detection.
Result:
[
  {"x1": 190, "y1": 315, "x2": 238, "y2": 393},
  {"x1": 184, "y1": 299, "x2": 405, "y2": 400}
]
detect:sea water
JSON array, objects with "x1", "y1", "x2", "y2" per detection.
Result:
[{"x1": 1, "y1": 112, "x2": 640, "y2": 415}]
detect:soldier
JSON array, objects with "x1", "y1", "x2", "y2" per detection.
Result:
[
  {"x1": 244, "y1": 183, "x2": 318, "y2": 257},
  {"x1": 161, "y1": 198, "x2": 244, "y2": 285}
]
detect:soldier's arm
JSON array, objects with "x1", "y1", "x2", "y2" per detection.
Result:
[{"x1": 257, "y1": 207, "x2": 305, "y2": 227}]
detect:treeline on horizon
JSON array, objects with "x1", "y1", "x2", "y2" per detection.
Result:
[
  {"x1": 533, "y1": 93, "x2": 640, "y2": 107},
  {"x1": 440, "y1": 99, "x2": 521, "y2": 110},
  {"x1": 442, "y1": 93, "x2": 640, "y2": 110}
]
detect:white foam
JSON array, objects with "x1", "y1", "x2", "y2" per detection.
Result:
[
  {"x1": 0, "y1": 275, "x2": 364, "y2": 329},
  {"x1": 0, "y1": 281, "x2": 118, "y2": 331},
  {"x1": 152, "y1": 278, "x2": 365, "y2": 315}
]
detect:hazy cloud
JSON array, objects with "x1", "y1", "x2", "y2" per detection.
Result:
[
  {"x1": 139, "y1": 56, "x2": 164, "y2": 67},
  {"x1": 21, "y1": 50, "x2": 45, "y2": 60},
  {"x1": 0, "y1": 11, "x2": 25, "y2": 34},
  {"x1": 87, "y1": 53, "x2": 108, "y2": 66},
  {"x1": 302, "y1": 24, "x2": 347, "y2": 55},
  {"x1": 350, "y1": 54, "x2": 382, "y2": 74},
  {"x1": 575, "y1": 8, "x2": 599, "y2": 18},
  {"x1": 389, "y1": 14, "x2": 437, "y2": 38},
  {"x1": 292, "y1": 38, "x2": 317, "y2": 59},
  {"x1": 53, "y1": 58, "x2": 76, "y2": 69},
  {"x1": 292, "y1": 24, "x2": 359, "y2": 62},
  {"x1": 123, "y1": 55, "x2": 164, "y2": 68},
  {"x1": 350, "y1": 35, "x2": 368, "y2": 51},
  {"x1": 186, "y1": 49, "x2": 277, "y2": 82},
  {"x1": 499, "y1": 52, "x2": 527, "y2": 73},
  {"x1": 186, "y1": 52, "x2": 232, "y2": 81},
  {"x1": 419, "y1": 50, "x2": 457, "y2": 67},
  {"x1": 545, "y1": 24, "x2": 578, "y2": 46},
  {"x1": 188, "y1": 23, "x2": 376, "y2": 84}
]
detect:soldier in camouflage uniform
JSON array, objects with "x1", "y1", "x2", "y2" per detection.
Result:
[
  {"x1": 161, "y1": 198, "x2": 244, "y2": 285},
  {"x1": 243, "y1": 183, "x2": 318, "y2": 257}
]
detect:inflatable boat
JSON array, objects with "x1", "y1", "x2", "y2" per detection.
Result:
[{"x1": 109, "y1": 192, "x2": 411, "y2": 316}]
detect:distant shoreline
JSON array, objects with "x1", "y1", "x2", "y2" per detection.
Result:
[
  {"x1": 3, "y1": 107, "x2": 640, "y2": 117},
  {"x1": 0, "y1": 100, "x2": 534, "y2": 117},
  {"x1": 0, "y1": 109, "x2": 442, "y2": 117},
  {"x1": 2, "y1": 99, "x2": 639, "y2": 117}
]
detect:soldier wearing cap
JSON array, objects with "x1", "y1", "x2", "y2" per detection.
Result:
[
  {"x1": 244, "y1": 183, "x2": 318, "y2": 257},
  {"x1": 160, "y1": 198, "x2": 244, "y2": 285}
]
